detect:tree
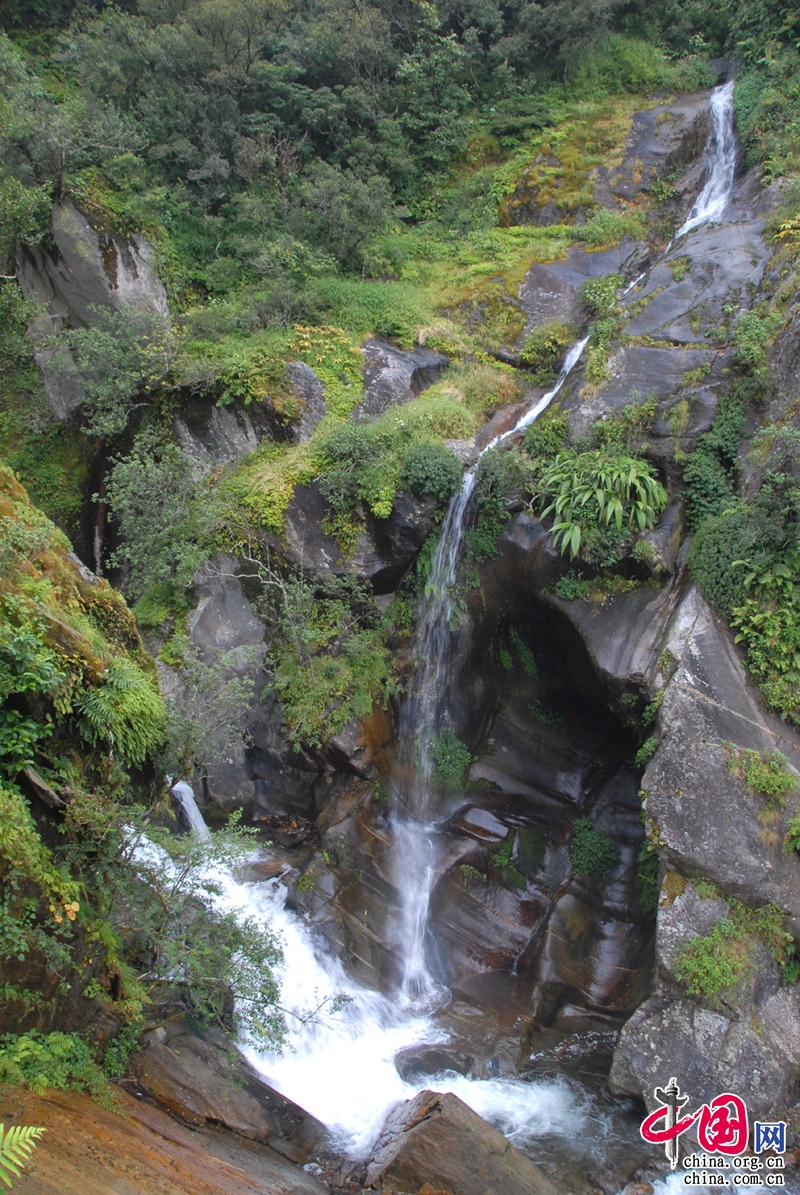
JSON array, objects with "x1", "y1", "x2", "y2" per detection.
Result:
[
  {"x1": 105, "y1": 430, "x2": 210, "y2": 601},
  {"x1": 65, "y1": 307, "x2": 176, "y2": 439},
  {"x1": 287, "y1": 161, "x2": 394, "y2": 271}
]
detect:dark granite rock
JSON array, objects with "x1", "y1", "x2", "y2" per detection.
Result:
[
  {"x1": 16, "y1": 201, "x2": 168, "y2": 419},
  {"x1": 287, "y1": 361, "x2": 327, "y2": 441},
  {"x1": 353, "y1": 339, "x2": 448, "y2": 419},
  {"x1": 609, "y1": 880, "x2": 800, "y2": 1122},
  {"x1": 364, "y1": 1089, "x2": 559, "y2": 1195}
]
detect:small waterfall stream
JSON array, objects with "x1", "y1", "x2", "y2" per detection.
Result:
[
  {"x1": 391, "y1": 335, "x2": 589, "y2": 1000},
  {"x1": 152, "y1": 82, "x2": 740, "y2": 1188},
  {"x1": 676, "y1": 81, "x2": 736, "y2": 238}
]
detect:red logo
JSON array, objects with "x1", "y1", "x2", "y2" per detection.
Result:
[{"x1": 640, "y1": 1080, "x2": 748, "y2": 1168}]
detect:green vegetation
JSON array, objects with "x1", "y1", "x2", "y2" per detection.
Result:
[
  {"x1": 675, "y1": 918, "x2": 748, "y2": 1000},
  {"x1": 635, "y1": 737, "x2": 658, "y2": 769},
  {"x1": 0, "y1": 1122, "x2": 45, "y2": 1190},
  {"x1": 727, "y1": 746, "x2": 796, "y2": 846},
  {"x1": 493, "y1": 834, "x2": 526, "y2": 890},
  {"x1": 537, "y1": 448, "x2": 668, "y2": 561},
  {"x1": 460, "y1": 863, "x2": 487, "y2": 889},
  {"x1": 429, "y1": 728, "x2": 471, "y2": 789},
  {"x1": 0, "y1": 470, "x2": 285, "y2": 1098},
  {"x1": 553, "y1": 570, "x2": 591, "y2": 600},
  {"x1": 520, "y1": 321, "x2": 573, "y2": 384},
  {"x1": 636, "y1": 842, "x2": 660, "y2": 916},
  {"x1": 0, "y1": 1031, "x2": 110, "y2": 1104},
  {"x1": 570, "y1": 816, "x2": 619, "y2": 886},
  {"x1": 677, "y1": 882, "x2": 798, "y2": 991}
]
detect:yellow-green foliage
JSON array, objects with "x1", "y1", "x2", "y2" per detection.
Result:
[
  {"x1": 288, "y1": 324, "x2": 365, "y2": 418},
  {"x1": 0, "y1": 782, "x2": 77, "y2": 906},
  {"x1": 226, "y1": 366, "x2": 505, "y2": 538},
  {"x1": 0, "y1": 466, "x2": 164, "y2": 765},
  {"x1": 223, "y1": 440, "x2": 319, "y2": 537},
  {"x1": 496, "y1": 95, "x2": 653, "y2": 221}
]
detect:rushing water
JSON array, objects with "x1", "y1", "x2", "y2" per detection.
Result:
[
  {"x1": 158, "y1": 83, "x2": 744, "y2": 1188},
  {"x1": 676, "y1": 80, "x2": 736, "y2": 238},
  {"x1": 171, "y1": 779, "x2": 212, "y2": 839},
  {"x1": 162, "y1": 783, "x2": 653, "y2": 1179}
]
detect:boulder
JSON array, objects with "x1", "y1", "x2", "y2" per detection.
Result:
[
  {"x1": 518, "y1": 240, "x2": 646, "y2": 334},
  {"x1": 16, "y1": 201, "x2": 168, "y2": 419},
  {"x1": 129, "y1": 1028, "x2": 327, "y2": 1164},
  {"x1": 641, "y1": 586, "x2": 800, "y2": 921},
  {"x1": 364, "y1": 1089, "x2": 559, "y2": 1195},
  {"x1": 543, "y1": 570, "x2": 689, "y2": 695},
  {"x1": 287, "y1": 361, "x2": 327, "y2": 441},
  {"x1": 609, "y1": 879, "x2": 800, "y2": 1122},
  {"x1": 353, "y1": 340, "x2": 448, "y2": 420},
  {"x1": 284, "y1": 482, "x2": 435, "y2": 591},
  {"x1": 186, "y1": 554, "x2": 268, "y2": 809},
  {"x1": 175, "y1": 404, "x2": 259, "y2": 470},
  {"x1": 0, "y1": 1085, "x2": 330, "y2": 1195}
]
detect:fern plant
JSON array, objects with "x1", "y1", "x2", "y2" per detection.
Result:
[
  {"x1": 539, "y1": 449, "x2": 668, "y2": 560},
  {"x1": 0, "y1": 1124, "x2": 45, "y2": 1188},
  {"x1": 75, "y1": 657, "x2": 165, "y2": 764}
]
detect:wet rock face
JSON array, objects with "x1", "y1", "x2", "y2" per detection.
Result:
[
  {"x1": 295, "y1": 583, "x2": 654, "y2": 1027},
  {"x1": 518, "y1": 240, "x2": 647, "y2": 335},
  {"x1": 559, "y1": 175, "x2": 769, "y2": 473},
  {"x1": 129, "y1": 1025, "x2": 326, "y2": 1163},
  {"x1": 365, "y1": 1089, "x2": 559, "y2": 1195},
  {"x1": 0, "y1": 1086, "x2": 329, "y2": 1195},
  {"x1": 353, "y1": 339, "x2": 448, "y2": 419}
]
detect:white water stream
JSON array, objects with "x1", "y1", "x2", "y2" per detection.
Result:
[
  {"x1": 676, "y1": 80, "x2": 736, "y2": 239},
  {"x1": 391, "y1": 333, "x2": 589, "y2": 1001},
  {"x1": 157, "y1": 82, "x2": 740, "y2": 1185}
]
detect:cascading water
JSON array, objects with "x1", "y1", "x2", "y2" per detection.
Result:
[
  {"x1": 171, "y1": 779, "x2": 211, "y2": 839},
  {"x1": 163, "y1": 783, "x2": 648, "y2": 1174},
  {"x1": 391, "y1": 334, "x2": 589, "y2": 1000},
  {"x1": 148, "y1": 84, "x2": 744, "y2": 1188},
  {"x1": 676, "y1": 80, "x2": 736, "y2": 238}
]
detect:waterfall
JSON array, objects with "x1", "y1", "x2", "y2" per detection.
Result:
[
  {"x1": 391, "y1": 335, "x2": 589, "y2": 1000},
  {"x1": 148, "y1": 782, "x2": 638, "y2": 1171},
  {"x1": 171, "y1": 779, "x2": 210, "y2": 840},
  {"x1": 676, "y1": 80, "x2": 736, "y2": 238},
  {"x1": 140, "y1": 82, "x2": 744, "y2": 1186}
]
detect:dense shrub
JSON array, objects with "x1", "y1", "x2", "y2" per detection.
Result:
[
  {"x1": 524, "y1": 407, "x2": 568, "y2": 463},
  {"x1": 674, "y1": 918, "x2": 747, "y2": 1001},
  {"x1": 519, "y1": 321, "x2": 573, "y2": 385},
  {"x1": 538, "y1": 449, "x2": 668, "y2": 560},
  {"x1": 401, "y1": 442, "x2": 463, "y2": 505},
  {"x1": 428, "y1": 728, "x2": 471, "y2": 789},
  {"x1": 570, "y1": 817, "x2": 619, "y2": 885},
  {"x1": 688, "y1": 507, "x2": 752, "y2": 620},
  {"x1": 0, "y1": 1031, "x2": 110, "y2": 1103},
  {"x1": 682, "y1": 392, "x2": 746, "y2": 530}
]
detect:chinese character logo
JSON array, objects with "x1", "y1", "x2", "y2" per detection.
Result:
[
  {"x1": 754, "y1": 1122, "x2": 786, "y2": 1154},
  {"x1": 640, "y1": 1080, "x2": 749, "y2": 1168}
]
